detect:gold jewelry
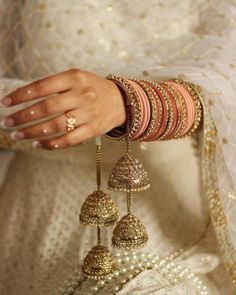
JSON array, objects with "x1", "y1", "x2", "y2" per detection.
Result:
[
  {"x1": 80, "y1": 137, "x2": 119, "y2": 280},
  {"x1": 65, "y1": 112, "x2": 77, "y2": 131},
  {"x1": 174, "y1": 79, "x2": 202, "y2": 135},
  {"x1": 109, "y1": 113, "x2": 149, "y2": 250}
]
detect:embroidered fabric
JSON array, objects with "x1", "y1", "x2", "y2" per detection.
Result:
[{"x1": 0, "y1": 1, "x2": 235, "y2": 294}]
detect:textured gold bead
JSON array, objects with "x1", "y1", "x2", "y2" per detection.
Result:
[
  {"x1": 112, "y1": 213, "x2": 148, "y2": 250},
  {"x1": 82, "y1": 245, "x2": 116, "y2": 280},
  {"x1": 108, "y1": 151, "x2": 150, "y2": 192},
  {"x1": 79, "y1": 190, "x2": 119, "y2": 226}
]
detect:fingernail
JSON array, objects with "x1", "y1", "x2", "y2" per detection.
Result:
[
  {"x1": 1, "y1": 96, "x2": 12, "y2": 107},
  {"x1": 32, "y1": 141, "x2": 42, "y2": 148},
  {"x1": 10, "y1": 130, "x2": 25, "y2": 140},
  {"x1": 0, "y1": 118, "x2": 15, "y2": 129}
]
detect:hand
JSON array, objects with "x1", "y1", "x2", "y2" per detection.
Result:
[{"x1": 0, "y1": 69, "x2": 126, "y2": 149}]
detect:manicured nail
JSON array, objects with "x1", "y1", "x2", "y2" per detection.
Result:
[
  {"x1": 10, "y1": 130, "x2": 25, "y2": 140},
  {"x1": 1, "y1": 96, "x2": 12, "y2": 107},
  {"x1": 32, "y1": 141, "x2": 42, "y2": 148},
  {"x1": 0, "y1": 117, "x2": 15, "y2": 129}
]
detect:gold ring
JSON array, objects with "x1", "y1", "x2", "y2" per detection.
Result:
[{"x1": 65, "y1": 112, "x2": 77, "y2": 131}]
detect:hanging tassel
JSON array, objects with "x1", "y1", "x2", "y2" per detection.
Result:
[{"x1": 81, "y1": 137, "x2": 118, "y2": 279}]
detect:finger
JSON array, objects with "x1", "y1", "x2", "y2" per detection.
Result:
[
  {"x1": 10, "y1": 109, "x2": 86, "y2": 140},
  {"x1": 1, "y1": 69, "x2": 81, "y2": 107},
  {"x1": 2, "y1": 91, "x2": 79, "y2": 127},
  {"x1": 37, "y1": 124, "x2": 96, "y2": 150}
]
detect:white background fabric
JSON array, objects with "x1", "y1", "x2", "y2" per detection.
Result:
[{"x1": 0, "y1": 0, "x2": 236, "y2": 294}]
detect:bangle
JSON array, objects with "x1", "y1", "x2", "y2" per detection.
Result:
[
  {"x1": 173, "y1": 80, "x2": 202, "y2": 135},
  {"x1": 106, "y1": 75, "x2": 142, "y2": 140},
  {"x1": 162, "y1": 82, "x2": 187, "y2": 139},
  {"x1": 130, "y1": 79, "x2": 160, "y2": 141},
  {"x1": 127, "y1": 80, "x2": 150, "y2": 140}
]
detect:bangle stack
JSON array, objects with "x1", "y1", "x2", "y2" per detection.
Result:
[{"x1": 106, "y1": 75, "x2": 203, "y2": 141}]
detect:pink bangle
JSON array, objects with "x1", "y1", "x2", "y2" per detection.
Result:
[
  {"x1": 144, "y1": 81, "x2": 169, "y2": 139},
  {"x1": 128, "y1": 80, "x2": 150, "y2": 140},
  {"x1": 160, "y1": 84, "x2": 178, "y2": 140},
  {"x1": 140, "y1": 81, "x2": 163, "y2": 141},
  {"x1": 168, "y1": 81, "x2": 194, "y2": 137}
]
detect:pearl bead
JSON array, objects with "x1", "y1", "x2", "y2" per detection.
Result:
[{"x1": 121, "y1": 267, "x2": 127, "y2": 273}]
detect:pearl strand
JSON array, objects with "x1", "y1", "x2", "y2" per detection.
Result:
[{"x1": 58, "y1": 252, "x2": 208, "y2": 295}]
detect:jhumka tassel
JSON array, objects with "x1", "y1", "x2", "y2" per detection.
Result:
[
  {"x1": 109, "y1": 115, "x2": 149, "y2": 250},
  {"x1": 80, "y1": 137, "x2": 118, "y2": 280}
]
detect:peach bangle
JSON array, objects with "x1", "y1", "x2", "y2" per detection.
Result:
[
  {"x1": 132, "y1": 80, "x2": 162, "y2": 142},
  {"x1": 160, "y1": 83, "x2": 178, "y2": 140},
  {"x1": 143, "y1": 81, "x2": 169, "y2": 139},
  {"x1": 162, "y1": 82, "x2": 187, "y2": 139},
  {"x1": 128, "y1": 80, "x2": 150, "y2": 140},
  {"x1": 168, "y1": 81, "x2": 194, "y2": 136}
]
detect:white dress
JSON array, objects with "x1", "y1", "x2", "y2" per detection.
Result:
[{"x1": 0, "y1": 1, "x2": 236, "y2": 294}]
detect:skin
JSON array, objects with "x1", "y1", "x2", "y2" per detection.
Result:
[{"x1": 0, "y1": 69, "x2": 127, "y2": 150}]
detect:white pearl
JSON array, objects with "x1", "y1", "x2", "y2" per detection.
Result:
[
  {"x1": 29, "y1": 110, "x2": 35, "y2": 115},
  {"x1": 121, "y1": 268, "x2": 127, "y2": 273},
  {"x1": 114, "y1": 286, "x2": 119, "y2": 291},
  {"x1": 117, "y1": 258, "x2": 122, "y2": 263}
]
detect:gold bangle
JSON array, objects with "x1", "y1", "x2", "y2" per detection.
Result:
[{"x1": 174, "y1": 79, "x2": 202, "y2": 136}]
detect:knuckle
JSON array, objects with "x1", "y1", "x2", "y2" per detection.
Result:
[
  {"x1": 88, "y1": 124, "x2": 98, "y2": 135},
  {"x1": 69, "y1": 69, "x2": 87, "y2": 84},
  {"x1": 40, "y1": 100, "x2": 54, "y2": 115},
  {"x1": 33, "y1": 80, "x2": 46, "y2": 95},
  {"x1": 52, "y1": 118, "x2": 64, "y2": 132},
  {"x1": 69, "y1": 68, "x2": 82, "y2": 78},
  {"x1": 85, "y1": 88, "x2": 97, "y2": 101}
]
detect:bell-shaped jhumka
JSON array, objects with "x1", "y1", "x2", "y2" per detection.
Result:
[
  {"x1": 82, "y1": 245, "x2": 116, "y2": 280},
  {"x1": 108, "y1": 152, "x2": 150, "y2": 192},
  {"x1": 80, "y1": 190, "x2": 119, "y2": 226},
  {"x1": 112, "y1": 213, "x2": 148, "y2": 250}
]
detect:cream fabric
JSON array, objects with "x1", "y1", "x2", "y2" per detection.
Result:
[{"x1": 0, "y1": 0, "x2": 235, "y2": 294}]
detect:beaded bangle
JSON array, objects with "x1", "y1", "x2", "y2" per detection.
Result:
[
  {"x1": 160, "y1": 84, "x2": 178, "y2": 140},
  {"x1": 130, "y1": 79, "x2": 161, "y2": 142},
  {"x1": 168, "y1": 81, "x2": 194, "y2": 137},
  {"x1": 162, "y1": 82, "x2": 187, "y2": 139},
  {"x1": 106, "y1": 75, "x2": 142, "y2": 140},
  {"x1": 105, "y1": 75, "x2": 202, "y2": 142},
  {"x1": 142, "y1": 80, "x2": 169, "y2": 139},
  {"x1": 173, "y1": 80, "x2": 202, "y2": 135},
  {"x1": 127, "y1": 80, "x2": 150, "y2": 140},
  {"x1": 144, "y1": 81, "x2": 174, "y2": 141}
]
